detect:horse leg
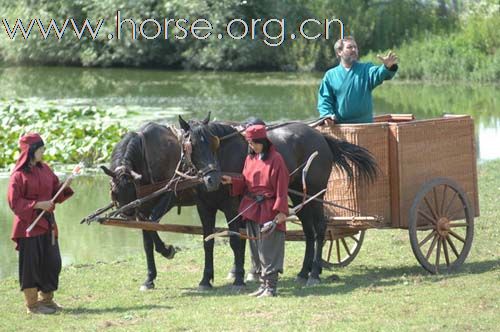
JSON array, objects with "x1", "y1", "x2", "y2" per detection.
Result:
[
  {"x1": 150, "y1": 193, "x2": 174, "y2": 222},
  {"x1": 307, "y1": 202, "x2": 327, "y2": 286},
  {"x1": 140, "y1": 230, "x2": 157, "y2": 291},
  {"x1": 197, "y1": 203, "x2": 216, "y2": 291},
  {"x1": 223, "y1": 208, "x2": 245, "y2": 289},
  {"x1": 150, "y1": 231, "x2": 176, "y2": 259},
  {"x1": 145, "y1": 194, "x2": 176, "y2": 259}
]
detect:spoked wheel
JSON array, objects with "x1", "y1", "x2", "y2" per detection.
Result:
[
  {"x1": 323, "y1": 229, "x2": 365, "y2": 267},
  {"x1": 409, "y1": 178, "x2": 474, "y2": 274}
]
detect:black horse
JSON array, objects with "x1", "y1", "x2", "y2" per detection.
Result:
[
  {"x1": 179, "y1": 115, "x2": 378, "y2": 285},
  {"x1": 101, "y1": 122, "x2": 246, "y2": 290}
]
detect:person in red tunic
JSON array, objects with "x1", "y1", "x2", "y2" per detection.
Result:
[
  {"x1": 7, "y1": 133, "x2": 74, "y2": 314},
  {"x1": 221, "y1": 124, "x2": 289, "y2": 297}
]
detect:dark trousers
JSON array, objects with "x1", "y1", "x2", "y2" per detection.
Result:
[
  {"x1": 246, "y1": 221, "x2": 285, "y2": 277},
  {"x1": 18, "y1": 232, "x2": 62, "y2": 292}
]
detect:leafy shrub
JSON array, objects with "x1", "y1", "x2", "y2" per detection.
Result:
[{"x1": 0, "y1": 102, "x2": 128, "y2": 170}]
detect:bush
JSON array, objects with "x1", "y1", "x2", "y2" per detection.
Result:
[{"x1": 0, "y1": 102, "x2": 128, "y2": 170}]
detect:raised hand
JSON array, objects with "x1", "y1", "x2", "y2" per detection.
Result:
[{"x1": 377, "y1": 50, "x2": 399, "y2": 68}]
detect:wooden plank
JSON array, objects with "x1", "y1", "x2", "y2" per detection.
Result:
[
  {"x1": 100, "y1": 219, "x2": 206, "y2": 235},
  {"x1": 99, "y1": 218, "x2": 371, "y2": 241},
  {"x1": 388, "y1": 124, "x2": 401, "y2": 227}
]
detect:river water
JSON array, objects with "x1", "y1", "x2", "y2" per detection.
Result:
[{"x1": 0, "y1": 67, "x2": 498, "y2": 278}]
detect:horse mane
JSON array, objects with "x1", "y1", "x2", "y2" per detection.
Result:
[
  {"x1": 189, "y1": 121, "x2": 238, "y2": 139},
  {"x1": 208, "y1": 122, "x2": 238, "y2": 137},
  {"x1": 110, "y1": 132, "x2": 143, "y2": 171}
]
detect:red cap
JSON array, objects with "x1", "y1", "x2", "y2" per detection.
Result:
[
  {"x1": 12, "y1": 133, "x2": 44, "y2": 173},
  {"x1": 245, "y1": 125, "x2": 267, "y2": 140}
]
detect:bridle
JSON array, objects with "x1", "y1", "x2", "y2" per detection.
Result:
[{"x1": 179, "y1": 126, "x2": 225, "y2": 179}]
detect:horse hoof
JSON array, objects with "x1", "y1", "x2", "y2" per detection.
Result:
[
  {"x1": 140, "y1": 282, "x2": 155, "y2": 291},
  {"x1": 226, "y1": 272, "x2": 236, "y2": 280},
  {"x1": 197, "y1": 284, "x2": 213, "y2": 292},
  {"x1": 306, "y1": 277, "x2": 321, "y2": 287},
  {"x1": 245, "y1": 272, "x2": 259, "y2": 283},
  {"x1": 163, "y1": 245, "x2": 176, "y2": 259},
  {"x1": 295, "y1": 276, "x2": 308, "y2": 286}
]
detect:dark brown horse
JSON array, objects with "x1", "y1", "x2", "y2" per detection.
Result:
[
  {"x1": 179, "y1": 114, "x2": 378, "y2": 285},
  {"x1": 101, "y1": 122, "x2": 246, "y2": 290}
]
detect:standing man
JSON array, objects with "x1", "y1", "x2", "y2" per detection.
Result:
[{"x1": 317, "y1": 36, "x2": 399, "y2": 124}]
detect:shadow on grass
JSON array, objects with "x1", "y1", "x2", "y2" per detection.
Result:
[
  {"x1": 179, "y1": 284, "x2": 250, "y2": 297},
  {"x1": 63, "y1": 304, "x2": 172, "y2": 315},
  {"x1": 173, "y1": 259, "x2": 499, "y2": 298},
  {"x1": 279, "y1": 258, "x2": 500, "y2": 297}
]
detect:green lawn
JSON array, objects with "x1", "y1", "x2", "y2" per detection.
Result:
[{"x1": 1, "y1": 161, "x2": 498, "y2": 332}]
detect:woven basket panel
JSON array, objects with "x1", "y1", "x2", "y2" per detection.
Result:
[
  {"x1": 318, "y1": 124, "x2": 391, "y2": 225},
  {"x1": 394, "y1": 116, "x2": 479, "y2": 228}
]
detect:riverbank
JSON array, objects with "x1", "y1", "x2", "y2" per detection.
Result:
[{"x1": 0, "y1": 159, "x2": 498, "y2": 331}]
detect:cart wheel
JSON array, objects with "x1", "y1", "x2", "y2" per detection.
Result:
[
  {"x1": 323, "y1": 230, "x2": 365, "y2": 267},
  {"x1": 409, "y1": 178, "x2": 474, "y2": 274}
]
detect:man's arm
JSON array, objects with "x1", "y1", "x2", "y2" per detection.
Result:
[
  {"x1": 368, "y1": 50, "x2": 399, "y2": 89},
  {"x1": 317, "y1": 74, "x2": 336, "y2": 117}
]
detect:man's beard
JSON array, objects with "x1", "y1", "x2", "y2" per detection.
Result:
[{"x1": 342, "y1": 54, "x2": 358, "y2": 65}]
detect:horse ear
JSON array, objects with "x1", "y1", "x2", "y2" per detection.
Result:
[
  {"x1": 202, "y1": 112, "x2": 211, "y2": 125},
  {"x1": 130, "y1": 170, "x2": 143, "y2": 181},
  {"x1": 101, "y1": 166, "x2": 115, "y2": 178},
  {"x1": 179, "y1": 115, "x2": 190, "y2": 132}
]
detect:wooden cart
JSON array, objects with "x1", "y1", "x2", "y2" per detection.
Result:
[
  {"x1": 98, "y1": 114, "x2": 478, "y2": 274},
  {"x1": 315, "y1": 114, "x2": 478, "y2": 273}
]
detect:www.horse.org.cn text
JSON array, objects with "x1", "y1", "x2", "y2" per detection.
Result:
[{"x1": 1, "y1": 11, "x2": 345, "y2": 47}]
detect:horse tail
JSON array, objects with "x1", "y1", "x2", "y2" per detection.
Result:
[{"x1": 322, "y1": 134, "x2": 378, "y2": 184}]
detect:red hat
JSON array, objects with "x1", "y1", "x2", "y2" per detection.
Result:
[
  {"x1": 12, "y1": 133, "x2": 44, "y2": 173},
  {"x1": 245, "y1": 125, "x2": 267, "y2": 140}
]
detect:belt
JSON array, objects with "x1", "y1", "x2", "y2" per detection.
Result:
[{"x1": 245, "y1": 192, "x2": 274, "y2": 203}]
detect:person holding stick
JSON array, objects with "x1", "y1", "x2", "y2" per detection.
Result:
[
  {"x1": 7, "y1": 133, "x2": 74, "y2": 314},
  {"x1": 221, "y1": 124, "x2": 289, "y2": 298}
]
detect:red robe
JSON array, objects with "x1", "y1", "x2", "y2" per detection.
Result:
[
  {"x1": 231, "y1": 146, "x2": 289, "y2": 231},
  {"x1": 7, "y1": 163, "x2": 73, "y2": 249}
]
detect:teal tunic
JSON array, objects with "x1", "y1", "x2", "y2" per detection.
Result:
[{"x1": 317, "y1": 62, "x2": 398, "y2": 123}]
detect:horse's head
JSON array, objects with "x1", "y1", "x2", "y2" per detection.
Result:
[
  {"x1": 179, "y1": 113, "x2": 221, "y2": 192},
  {"x1": 101, "y1": 165, "x2": 142, "y2": 214}
]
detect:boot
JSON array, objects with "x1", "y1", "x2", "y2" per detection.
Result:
[
  {"x1": 39, "y1": 291, "x2": 63, "y2": 311},
  {"x1": 23, "y1": 288, "x2": 55, "y2": 314},
  {"x1": 258, "y1": 273, "x2": 278, "y2": 298}
]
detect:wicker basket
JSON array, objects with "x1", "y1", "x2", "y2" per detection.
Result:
[
  {"x1": 318, "y1": 123, "x2": 392, "y2": 226},
  {"x1": 389, "y1": 115, "x2": 479, "y2": 228},
  {"x1": 317, "y1": 115, "x2": 479, "y2": 229}
]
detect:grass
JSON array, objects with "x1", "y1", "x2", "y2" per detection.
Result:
[{"x1": 0, "y1": 160, "x2": 499, "y2": 332}]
